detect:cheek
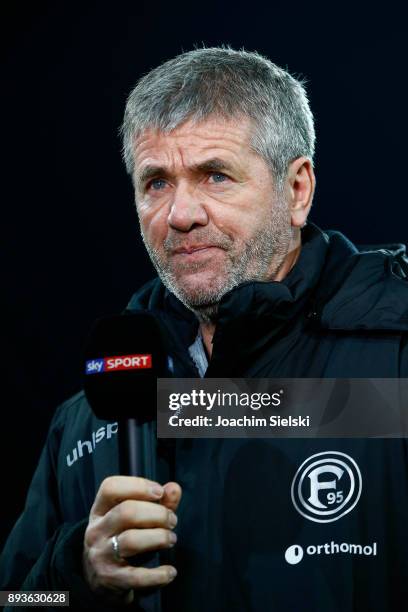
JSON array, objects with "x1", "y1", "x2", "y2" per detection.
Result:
[
  {"x1": 212, "y1": 205, "x2": 265, "y2": 243},
  {"x1": 138, "y1": 205, "x2": 168, "y2": 247}
]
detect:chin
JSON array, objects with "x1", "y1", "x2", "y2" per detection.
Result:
[{"x1": 174, "y1": 271, "x2": 228, "y2": 303}]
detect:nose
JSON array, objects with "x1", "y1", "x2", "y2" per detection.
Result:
[{"x1": 167, "y1": 180, "x2": 209, "y2": 232}]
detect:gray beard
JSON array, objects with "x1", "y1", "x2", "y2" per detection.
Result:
[{"x1": 139, "y1": 199, "x2": 293, "y2": 323}]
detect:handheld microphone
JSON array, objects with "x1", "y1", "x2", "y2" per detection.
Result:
[
  {"x1": 83, "y1": 310, "x2": 171, "y2": 476},
  {"x1": 83, "y1": 311, "x2": 172, "y2": 612}
]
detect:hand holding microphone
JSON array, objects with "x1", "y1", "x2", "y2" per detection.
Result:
[{"x1": 83, "y1": 476, "x2": 182, "y2": 606}]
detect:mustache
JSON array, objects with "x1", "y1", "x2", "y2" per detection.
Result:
[{"x1": 163, "y1": 228, "x2": 233, "y2": 253}]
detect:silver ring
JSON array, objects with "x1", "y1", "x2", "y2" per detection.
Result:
[{"x1": 111, "y1": 535, "x2": 123, "y2": 562}]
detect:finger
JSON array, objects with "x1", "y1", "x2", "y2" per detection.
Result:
[
  {"x1": 105, "y1": 564, "x2": 177, "y2": 591},
  {"x1": 108, "y1": 528, "x2": 177, "y2": 558},
  {"x1": 128, "y1": 564, "x2": 177, "y2": 589},
  {"x1": 160, "y1": 482, "x2": 182, "y2": 512},
  {"x1": 103, "y1": 499, "x2": 178, "y2": 535},
  {"x1": 91, "y1": 476, "x2": 165, "y2": 517}
]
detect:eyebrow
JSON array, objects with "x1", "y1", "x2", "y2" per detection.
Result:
[{"x1": 136, "y1": 157, "x2": 236, "y2": 188}]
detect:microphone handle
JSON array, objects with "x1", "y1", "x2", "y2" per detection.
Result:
[
  {"x1": 118, "y1": 418, "x2": 162, "y2": 612},
  {"x1": 118, "y1": 419, "x2": 157, "y2": 478}
]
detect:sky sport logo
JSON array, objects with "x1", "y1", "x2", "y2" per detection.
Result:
[
  {"x1": 285, "y1": 541, "x2": 378, "y2": 565},
  {"x1": 85, "y1": 354, "x2": 152, "y2": 374},
  {"x1": 291, "y1": 451, "x2": 362, "y2": 523}
]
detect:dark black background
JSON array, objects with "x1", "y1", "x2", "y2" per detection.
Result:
[{"x1": 2, "y1": 1, "x2": 406, "y2": 547}]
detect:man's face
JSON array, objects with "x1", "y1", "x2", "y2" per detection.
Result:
[{"x1": 133, "y1": 116, "x2": 293, "y2": 320}]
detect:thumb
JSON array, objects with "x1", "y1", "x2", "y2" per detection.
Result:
[{"x1": 160, "y1": 481, "x2": 182, "y2": 512}]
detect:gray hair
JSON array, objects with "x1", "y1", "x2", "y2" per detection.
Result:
[{"x1": 120, "y1": 46, "x2": 315, "y2": 191}]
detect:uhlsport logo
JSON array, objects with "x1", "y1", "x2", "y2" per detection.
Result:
[
  {"x1": 85, "y1": 354, "x2": 152, "y2": 374},
  {"x1": 291, "y1": 451, "x2": 362, "y2": 523},
  {"x1": 66, "y1": 422, "x2": 118, "y2": 467}
]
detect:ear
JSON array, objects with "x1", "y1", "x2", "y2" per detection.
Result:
[{"x1": 285, "y1": 157, "x2": 315, "y2": 227}]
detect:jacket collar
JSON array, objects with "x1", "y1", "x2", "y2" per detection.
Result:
[{"x1": 314, "y1": 229, "x2": 408, "y2": 331}]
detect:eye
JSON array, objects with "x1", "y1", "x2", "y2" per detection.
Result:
[
  {"x1": 209, "y1": 172, "x2": 229, "y2": 184},
  {"x1": 147, "y1": 178, "x2": 167, "y2": 191}
]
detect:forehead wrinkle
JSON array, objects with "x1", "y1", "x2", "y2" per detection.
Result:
[{"x1": 135, "y1": 119, "x2": 251, "y2": 159}]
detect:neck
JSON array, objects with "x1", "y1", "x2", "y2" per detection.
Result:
[
  {"x1": 200, "y1": 322, "x2": 217, "y2": 358},
  {"x1": 199, "y1": 238, "x2": 302, "y2": 358}
]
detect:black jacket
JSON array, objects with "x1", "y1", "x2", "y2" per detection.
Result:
[{"x1": 1, "y1": 223, "x2": 408, "y2": 611}]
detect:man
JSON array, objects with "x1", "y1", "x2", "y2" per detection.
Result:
[{"x1": 1, "y1": 47, "x2": 408, "y2": 611}]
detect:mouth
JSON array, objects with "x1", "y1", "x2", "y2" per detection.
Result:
[{"x1": 172, "y1": 245, "x2": 222, "y2": 256}]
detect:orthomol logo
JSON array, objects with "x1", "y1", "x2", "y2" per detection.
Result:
[
  {"x1": 291, "y1": 451, "x2": 362, "y2": 523},
  {"x1": 85, "y1": 354, "x2": 152, "y2": 374},
  {"x1": 285, "y1": 541, "x2": 378, "y2": 565}
]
